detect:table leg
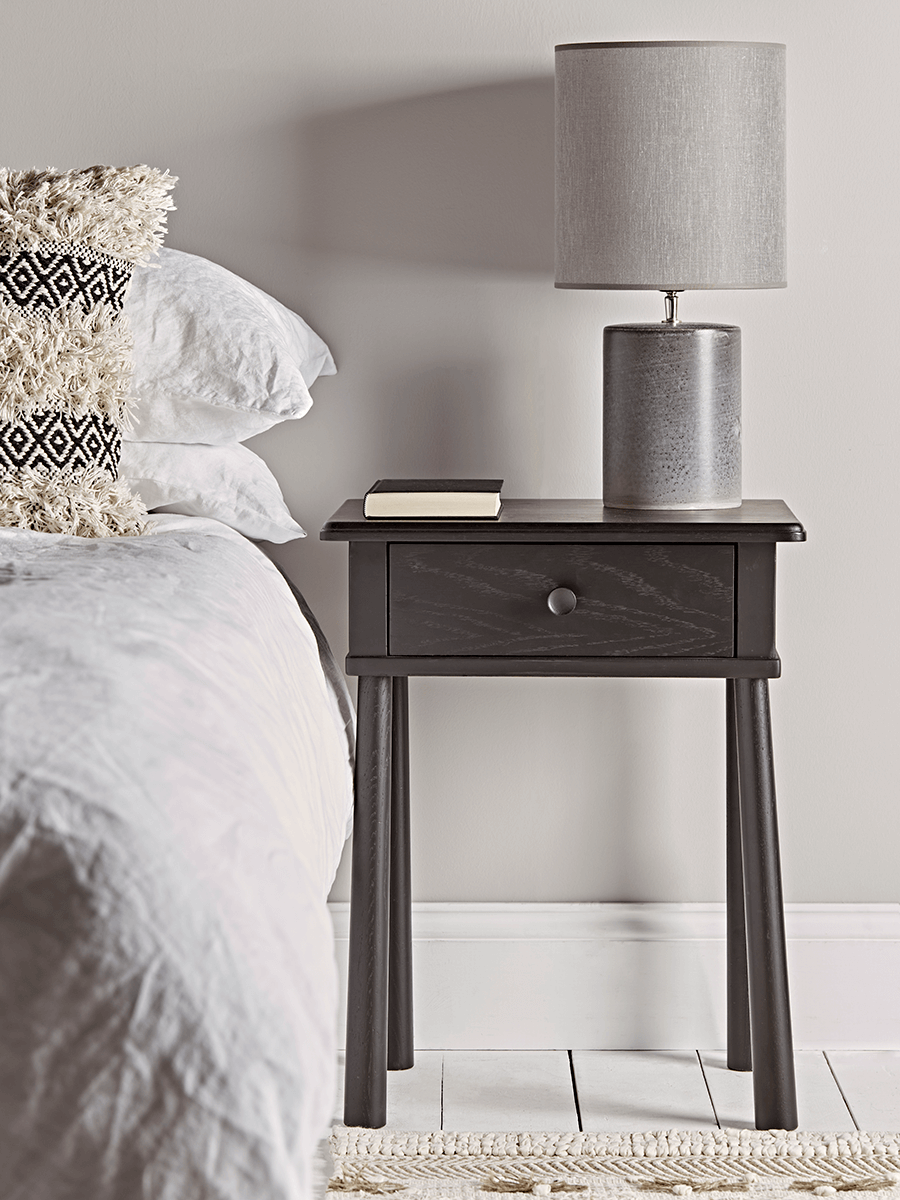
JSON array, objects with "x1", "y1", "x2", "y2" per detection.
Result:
[
  {"x1": 389, "y1": 676, "x2": 414, "y2": 1070},
  {"x1": 734, "y1": 677, "x2": 798, "y2": 1131},
  {"x1": 726, "y1": 679, "x2": 752, "y2": 1072},
  {"x1": 344, "y1": 675, "x2": 393, "y2": 1128}
]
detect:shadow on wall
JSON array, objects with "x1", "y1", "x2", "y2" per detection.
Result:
[
  {"x1": 366, "y1": 361, "x2": 507, "y2": 479},
  {"x1": 300, "y1": 76, "x2": 554, "y2": 272}
]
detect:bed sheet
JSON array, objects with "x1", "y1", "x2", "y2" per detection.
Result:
[{"x1": 0, "y1": 516, "x2": 353, "y2": 1200}]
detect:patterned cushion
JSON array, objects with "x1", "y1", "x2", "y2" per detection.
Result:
[{"x1": 0, "y1": 166, "x2": 176, "y2": 536}]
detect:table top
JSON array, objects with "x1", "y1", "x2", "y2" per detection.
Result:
[{"x1": 321, "y1": 498, "x2": 805, "y2": 544}]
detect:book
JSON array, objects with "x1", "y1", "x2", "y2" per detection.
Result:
[{"x1": 363, "y1": 478, "x2": 503, "y2": 519}]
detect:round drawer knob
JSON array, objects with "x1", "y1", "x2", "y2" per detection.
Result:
[{"x1": 547, "y1": 586, "x2": 577, "y2": 616}]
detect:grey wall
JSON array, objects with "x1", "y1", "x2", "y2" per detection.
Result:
[{"x1": 4, "y1": 0, "x2": 898, "y2": 904}]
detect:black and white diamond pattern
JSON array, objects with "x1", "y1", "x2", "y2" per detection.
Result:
[
  {"x1": 0, "y1": 410, "x2": 121, "y2": 477},
  {"x1": 0, "y1": 243, "x2": 132, "y2": 315}
]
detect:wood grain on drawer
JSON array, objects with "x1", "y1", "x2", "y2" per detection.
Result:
[{"x1": 389, "y1": 543, "x2": 734, "y2": 657}]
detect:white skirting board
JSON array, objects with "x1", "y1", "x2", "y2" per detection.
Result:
[{"x1": 328, "y1": 902, "x2": 900, "y2": 1050}]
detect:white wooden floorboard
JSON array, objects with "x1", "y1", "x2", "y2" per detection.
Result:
[
  {"x1": 330, "y1": 1050, "x2": 890, "y2": 1135},
  {"x1": 441, "y1": 1051, "x2": 579, "y2": 1131},
  {"x1": 333, "y1": 1052, "x2": 344, "y2": 1125},
  {"x1": 333, "y1": 1051, "x2": 444, "y2": 1130},
  {"x1": 572, "y1": 1050, "x2": 717, "y2": 1131},
  {"x1": 699, "y1": 1051, "x2": 856, "y2": 1131},
  {"x1": 825, "y1": 1051, "x2": 900, "y2": 1131}
]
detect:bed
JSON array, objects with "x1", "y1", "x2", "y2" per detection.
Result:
[{"x1": 0, "y1": 168, "x2": 354, "y2": 1199}]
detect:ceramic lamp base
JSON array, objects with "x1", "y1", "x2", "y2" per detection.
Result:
[{"x1": 602, "y1": 323, "x2": 742, "y2": 510}]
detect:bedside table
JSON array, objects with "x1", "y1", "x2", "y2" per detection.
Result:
[{"x1": 321, "y1": 499, "x2": 806, "y2": 1131}]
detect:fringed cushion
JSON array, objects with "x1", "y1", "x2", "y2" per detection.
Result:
[{"x1": 0, "y1": 165, "x2": 176, "y2": 536}]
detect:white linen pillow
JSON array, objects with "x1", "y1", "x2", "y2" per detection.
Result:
[
  {"x1": 119, "y1": 441, "x2": 305, "y2": 543},
  {"x1": 124, "y1": 248, "x2": 336, "y2": 444}
]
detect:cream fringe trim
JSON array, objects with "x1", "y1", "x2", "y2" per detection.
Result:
[
  {"x1": 330, "y1": 1130, "x2": 900, "y2": 1198},
  {"x1": 0, "y1": 301, "x2": 135, "y2": 427},
  {"x1": 0, "y1": 165, "x2": 176, "y2": 264},
  {"x1": 333, "y1": 1130, "x2": 900, "y2": 1159},
  {"x1": 0, "y1": 467, "x2": 151, "y2": 537}
]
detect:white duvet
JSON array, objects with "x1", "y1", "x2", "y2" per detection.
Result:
[{"x1": 0, "y1": 517, "x2": 353, "y2": 1200}]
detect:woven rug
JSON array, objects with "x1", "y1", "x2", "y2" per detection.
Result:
[{"x1": 328, "y1": 1130, "x2": 900, "y2": 1200}]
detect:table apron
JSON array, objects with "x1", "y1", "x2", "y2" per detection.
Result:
[{"x1": 345, "y1": 655, "x2": 781, "y2": 678}]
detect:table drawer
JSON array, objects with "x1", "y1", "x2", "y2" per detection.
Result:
[{"x1": 389, "y1": 543, "x2": 734, "y2": 657}]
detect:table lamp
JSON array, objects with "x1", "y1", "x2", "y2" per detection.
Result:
[{"x1": 555, "y1": 41, "x2": 786, "y2": 509}]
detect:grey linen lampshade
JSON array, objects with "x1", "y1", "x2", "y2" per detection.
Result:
[{"x1": 555, "y1": 41, "x2": 786, "y2": 290}]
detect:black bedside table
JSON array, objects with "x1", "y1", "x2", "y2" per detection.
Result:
[{"x1": 321, "y1": 498, "x2": 806, "y2": 1131}]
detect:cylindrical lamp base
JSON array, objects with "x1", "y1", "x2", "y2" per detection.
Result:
[{"x1": 602, "y1": 323, "x2": 741, "y2": 510}]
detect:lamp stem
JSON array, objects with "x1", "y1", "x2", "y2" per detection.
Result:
[{"x1": 663, "y1": 290, "x2": 682, "y2": 324}]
